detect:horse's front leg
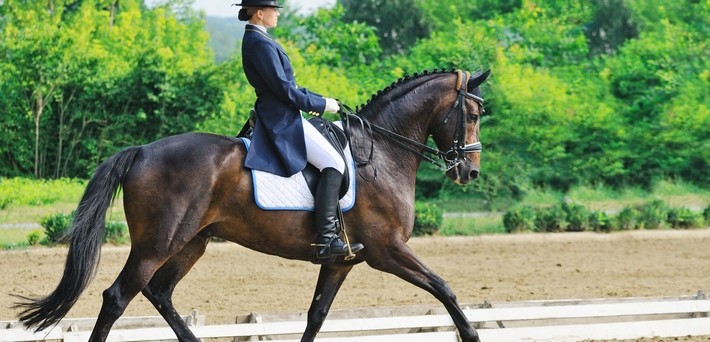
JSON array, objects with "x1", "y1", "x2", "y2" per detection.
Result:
[
  {"x1": 301, "y1": 263, "x2": 354, "y2": 342},
  {"x1": 366, "y1": 240, "x2": 480, "y2": 342}
]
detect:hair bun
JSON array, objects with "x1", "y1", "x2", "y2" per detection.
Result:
[{"x1": 238, "y1": 8, "x2": 250, "y2": 21}]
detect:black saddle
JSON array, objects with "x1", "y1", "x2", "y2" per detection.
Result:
[{"x1": 237, "y1": 112, "x2": 350, "y2": 199}]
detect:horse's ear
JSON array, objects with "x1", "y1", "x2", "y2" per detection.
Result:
[{"x1": 468, "y1": 69, "x2": 491, "y2": 90}]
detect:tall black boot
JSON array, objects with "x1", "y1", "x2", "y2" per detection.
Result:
[{"x1": 315, "y1": 168, "x2": 364, "y2": 261}]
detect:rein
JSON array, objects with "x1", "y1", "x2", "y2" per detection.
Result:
[{"x1": 339, "y1": 70, "x2": 485, "y2": 172}]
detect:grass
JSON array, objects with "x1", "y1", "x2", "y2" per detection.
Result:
[
  {"x1": 0, "y1": 228, "x2": 43, "y2": 249},
  {"x1": 441, "y1": 213, "x2": 505, "y2": 236}
]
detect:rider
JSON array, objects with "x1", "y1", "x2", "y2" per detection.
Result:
[{"x1": 235, "y1": 0, "x2": 364, "y2": 261}]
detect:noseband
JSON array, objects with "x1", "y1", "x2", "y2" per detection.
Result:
[{"x1": 340, "y1": 70, "x2": 485, "y2": 172}]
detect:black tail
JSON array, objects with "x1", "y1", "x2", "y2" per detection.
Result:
[{"x1": 13, "y1": 146, "x2": 141, "y2": 332}]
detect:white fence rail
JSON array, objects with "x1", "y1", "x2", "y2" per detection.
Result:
[{"x1": 3, "y1": 292, "x2": 708, "y2": 342}]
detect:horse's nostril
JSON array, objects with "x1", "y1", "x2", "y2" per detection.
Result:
[{"x1": 470, "y1": 170, "x2": 479, "y2": 180}]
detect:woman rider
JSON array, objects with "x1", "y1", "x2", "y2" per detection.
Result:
[{"x1": 234, "y1": 0, "x2": 364, "y2": 262}]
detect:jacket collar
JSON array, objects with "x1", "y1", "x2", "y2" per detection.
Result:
[{"x1": 245, "y1": 24, "x2": 272, "y2": 40}]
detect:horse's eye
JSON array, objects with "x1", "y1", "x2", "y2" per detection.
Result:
[{"x1": 468, "y1": 114, "x2": 479, "y2": 123}]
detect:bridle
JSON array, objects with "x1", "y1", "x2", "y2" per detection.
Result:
[
  {"x1": 340, "y1": 70, "x2": 485, "y2": 172},
  {"x1": 434, "y1": 70, "x2": 485, "y2": 170}
]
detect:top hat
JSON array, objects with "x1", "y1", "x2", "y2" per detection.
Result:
[{"x1": 232, "y1": 0, "x2": 283, "y2": 8}]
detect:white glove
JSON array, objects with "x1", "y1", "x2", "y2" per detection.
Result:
[{"x1": 324, "y1": 98, "x2": 340, "y2": 113}]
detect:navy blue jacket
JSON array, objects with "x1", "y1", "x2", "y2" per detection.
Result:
[{"x1": 241, "y1": 24, "x2": 326, "y2": 177}]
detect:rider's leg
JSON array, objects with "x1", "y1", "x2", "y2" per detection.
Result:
[{"x1": 302, "y1": 118, "x2": 363, "y2": 260}]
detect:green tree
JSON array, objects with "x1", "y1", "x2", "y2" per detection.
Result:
[
  {"x1": 0, "y1": 0, "x2": 217, "y2": 178},
  {"x1": 418, "y1": 0, "x2": 521, "y2": 30},
  {"x1": 585, "y1": 0, "x2": 639, "y2": 56},
  {"x1": 340, "y1": 0, "x2": 429, "y2": 55},
  {"x1": 276, "y1": 5, "x2": 381, "y2": 69},
  {"x1": 605, "y1": 19, "x2": 708, "y2": 187}
]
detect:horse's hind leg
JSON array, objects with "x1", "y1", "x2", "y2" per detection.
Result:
[
  {"x1": 366, "y1": 241, "x2": 480, "y2": 342},
  {"x1": 89, "y1": 249, "x2": 169, "y2": 341},
  {"x1": 141, "y1": 234, "x2": 210, "y2": 341},
  {"x1": 301, "y1": 264, "x2": 354, "y2": 342}
]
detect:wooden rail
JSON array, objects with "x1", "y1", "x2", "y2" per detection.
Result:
[{"x1": 3, "y1": 293, "x2": 708, "y2": 342}]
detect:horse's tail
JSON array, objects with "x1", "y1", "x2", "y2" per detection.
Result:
[{"x1": 14, "y1": 146, "x2": 141, "y2": 332}]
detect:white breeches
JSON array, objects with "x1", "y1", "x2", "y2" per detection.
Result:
[{"x1": 301, "y1": 117, "x2": 346, "y2": 174}]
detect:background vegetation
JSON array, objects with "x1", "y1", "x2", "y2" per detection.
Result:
[{"x1": 0, "y1": 0, "x2": 708, "y2": 246}]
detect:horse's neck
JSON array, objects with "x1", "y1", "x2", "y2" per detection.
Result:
[{"x1": 355, "y1": 75, "x2": 451, "y2": 186}]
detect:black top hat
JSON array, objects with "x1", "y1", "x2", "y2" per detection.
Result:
[{"x1": 233, "y1": 0, "x2": 283, "y2": 8}]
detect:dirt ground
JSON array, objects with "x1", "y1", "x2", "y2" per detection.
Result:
[{"x1": 2, "y1": 229, "x2": 710, "y2": 341}]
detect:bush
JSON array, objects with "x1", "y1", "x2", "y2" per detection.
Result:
[
  {"x1": 26, "y1": 231, "x2": 42, "y2": 246},
  {"x1": 563, "y1": 202, "x2": 590, "y2": 232},
  {"x1": 104, "y1": 221, "x2": 129, "y2": 244},
  {"x1": 413, "y1": 201, "x2": 443, "y2": 236},
  {"x1": 636, "y1": 199, "x2": 668, "y2": 229},
  {"x1": 503, "y1": 205, "x2": 536, "y2": 233},
  {"x1": 534, "y1": 204, "x2": 567, "y2": 232},
  {"x1": 666, "y1": 208, "x2": 702, "y2": 229},
  {"x1": 39, "y1": 212, "x2": 75, "y2": 245},
  {"x1": 703, "y1": 205, "x2": 710, "y2": 223},
  {"x1": 616, "y1": 207, "x2": 640, "y2": 230},
  {"x1": 589, "y1": 211, "x2": 614, "y2": 232}
]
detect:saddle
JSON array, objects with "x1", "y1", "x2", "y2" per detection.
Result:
[{"x1": 238, "y1": 111, "x2": 350, "y2": 199}]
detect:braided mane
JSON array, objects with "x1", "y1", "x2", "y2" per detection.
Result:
[{"x1": 355, "y1": 68, "x2": 458, "y2": 113}]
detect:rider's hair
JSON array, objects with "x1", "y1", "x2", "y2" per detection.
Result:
[{"x1": 238, "y1": 7, "x2": 263, "y2": 21}]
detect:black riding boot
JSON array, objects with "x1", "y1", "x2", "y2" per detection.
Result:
[{"x1": 315, "y1": 168, "x2": 364, "y2": 261}]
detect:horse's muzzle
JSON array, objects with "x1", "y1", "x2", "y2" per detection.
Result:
[{"x1": 447, "y1": 162, "x2": 479, "y2": 185}]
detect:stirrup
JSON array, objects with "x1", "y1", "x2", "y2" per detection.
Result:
[{"x1": 312, "y1": 238, "x2": 361, "y2": 261}]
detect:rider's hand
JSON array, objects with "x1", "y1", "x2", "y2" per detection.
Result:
[{"x1": 324, "y1": 98, "x2": 340, "y2": 113}]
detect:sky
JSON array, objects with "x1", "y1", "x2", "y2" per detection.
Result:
[{"x1": 193, "y1": 0, "x2": 336, "y2": 16}]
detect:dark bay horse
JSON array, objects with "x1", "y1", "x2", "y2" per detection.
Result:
[{"x1": 15, "y1": 69, "x2": 490, "y2": 342}]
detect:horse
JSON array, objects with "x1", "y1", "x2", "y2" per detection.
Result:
[{"x1": 15, "y1": 68, "x2": 490, "y2": 342}]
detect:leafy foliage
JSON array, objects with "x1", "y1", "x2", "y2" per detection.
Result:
[
  {"x1": 413, "y1": 201, "x2": 443, "y2": 236},
  {"x1": 340, "y1": 0, "x2": 428, "y2": 55},
  {"x1": 40, "y1": 212, "x2": 74, "y2": 245},
  {"x1": 666, "y1": 207, "x2": 703, "y2": 229},
  {"x1": 38, "y1": 211, "x2": 130, "y2": 245},
  {"x1": 0, "y1": 178, "x2": 85, "y2": 208},
  {"x1": 276, "y1": 5, "x2": 381, "y2": 68},
  {"x1": 635, "y1": 199, "x2": 668, "y2": 229},
  {"x1": 616, "y1": 207, "x2": 640, "y2": 230},
  {"x1": 104, "y1": 221, "x2": 130, "y2": 244},
  {"x1": 588, "y1": 210, "x2": 613, "y2": 232},
  {"x1": 27, "y1": 231, "x2": 42, "y2": 246},
  {"x1": 0, "y1": 0, "x2": 216, "y2": 178},
  {"x1": 503, "y1": 199, "x2": 705, "y2": 234},
  {"x1": 563, "y1": 203, "x2": 590, "y2": 232},
  {"x1": 502, "y1": 205, "x2": 536, "y2": 233},
  {"x1": 534, "y1": 204, "x2": 567, "y2": 232},
  {"x1": 0, "y1": 0, "x2": 707, "y2": 209}
]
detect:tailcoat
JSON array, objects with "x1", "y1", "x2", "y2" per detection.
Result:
[{"x1": 241, "y1": 24, "x2": 326, "y2": 177}]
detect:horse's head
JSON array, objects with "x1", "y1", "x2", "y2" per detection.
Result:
[
  {"x1": 430, "y1": 69, "x2": 490, "y2": 184},
  {"x1": 347, "y1": 68, "x2": 491, "y2": 186}
]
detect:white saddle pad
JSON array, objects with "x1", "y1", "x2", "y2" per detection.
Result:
[{"x1": 239, "y1": 136, "x2": 356, "y2": 212}]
